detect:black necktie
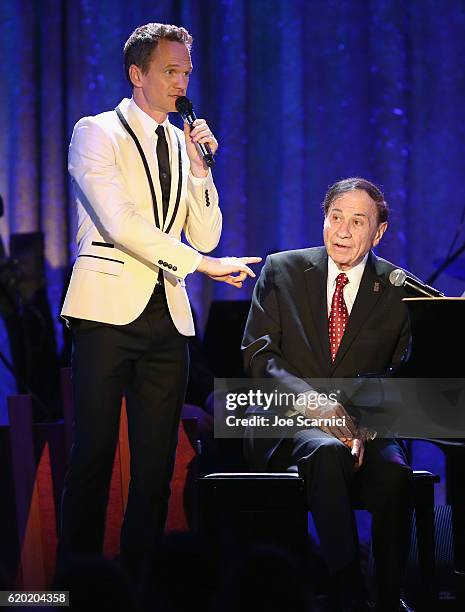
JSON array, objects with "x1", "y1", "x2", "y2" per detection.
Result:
[{"x1": 155, "y1": 125, "x2": 171, "y2": 220}]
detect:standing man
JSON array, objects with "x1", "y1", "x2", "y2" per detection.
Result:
[
  {"x1": 242, "y1": 178, "x2": 413, "y2": 612},
  {"x1": 59, "y1": 22, "x2": 259, "y2": 578}
]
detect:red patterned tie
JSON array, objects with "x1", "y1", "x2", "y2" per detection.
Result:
[{"x1": 329, "y1": 273, "x2": 349, "y2": 362}]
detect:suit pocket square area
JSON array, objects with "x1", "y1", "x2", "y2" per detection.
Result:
[{"x1": 75, "y1": 254, "x2": 124, "y2": 276}]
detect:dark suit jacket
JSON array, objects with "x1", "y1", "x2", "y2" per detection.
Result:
[{"x1": 241, "y1": 246, "x2": 411, "y2": 470}]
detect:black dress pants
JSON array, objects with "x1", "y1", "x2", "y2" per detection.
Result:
[
  {"x1": 59, "y1": 286, "x2": 189, "y2": 577},
  {"x1": 269, "y1": 430, "x2": 413, "y2": 608}
]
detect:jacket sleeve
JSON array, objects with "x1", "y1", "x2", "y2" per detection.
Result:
[
  {"x1": 68, "y1": 116, "x2": 202, "y2": 279},
  {"x1": 242, "y1": 256, "x2": 317, "y2": 412},
  {"x1": 183, "y1": 170, "x2": 222, "y2": 253}
]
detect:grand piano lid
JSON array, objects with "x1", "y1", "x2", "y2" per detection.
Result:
[{"x1": 402, "y1": 297, "x2": 465, "y2": 301}]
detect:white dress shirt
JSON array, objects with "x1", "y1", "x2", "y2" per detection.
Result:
[
  {"x1": 130, "y1": 98, "x2": 209, "y2": 273},
  {"x1": 130, "y1": 97, "x2": 207, "y2": 186},
  {"x1": 131, "y1": 97, "x2": 172, "y2": 159},
  {"x1": 327, "y1": 253, "x2": 368, "y2": 316}
]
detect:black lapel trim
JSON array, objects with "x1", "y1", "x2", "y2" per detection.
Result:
[
  {"x1": 331, "y1": 251, "x2": 387, "y2": 370},
  {"x1": 303, "y1": 249, "x2": 331, "y2": 368},
  {"x1": 91, "y1": 241, "x2": 114, "y2": 248},
  {"x1": 164, "y1": 130, "x2": 182, "y2": 234},
  {"x1": 115, "y1": 107, "x2": 161, "y2": 230},
  {"x1": 78, "y1": 254, "x2": 124, "y2": 264}
]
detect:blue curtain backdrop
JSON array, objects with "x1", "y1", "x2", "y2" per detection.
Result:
[{"x1": 1, "y1": 0, "x2": 465, "y2": 424}]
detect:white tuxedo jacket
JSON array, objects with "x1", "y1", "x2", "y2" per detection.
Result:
[{"x1": 61, "y1": 98, "x2": 222, "y2": 336}]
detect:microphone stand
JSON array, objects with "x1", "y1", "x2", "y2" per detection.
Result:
[
  {"x1": 0, "y1": 270, "x2": 51, "y2": 420},
  {"x1": 426, "y1": 240, "x2": 465, "y2": 285}
]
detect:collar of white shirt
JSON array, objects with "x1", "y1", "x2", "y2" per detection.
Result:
[
  {"x1": 129, "y1": 97, "x2": 210, "y2": 186},
  {"x1": 130, "y1": 97, "x2": 171, "y2": 142},
  {"x1": 327, "y1": 253, "x2": 369, "y2": 316}
]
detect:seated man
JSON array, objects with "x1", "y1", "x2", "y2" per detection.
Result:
[{"x1": 242, "y1": 178, "x2": 414, "y2": 612}]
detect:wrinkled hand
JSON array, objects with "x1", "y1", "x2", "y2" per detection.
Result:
[
  {"x1": 184, "y1": 119, "x2": 218, "y2": 176},
  {"x1": 305, "y1": 400, "x2": 357, "y2": 440},
  {"x1": 197, "y1": 255, "x2": 262, "y2": 288}
]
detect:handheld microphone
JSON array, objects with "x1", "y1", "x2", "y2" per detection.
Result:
[
  {"x1": 175, "y1": 96, "x2": 215, "y2": 167},
  {"x1": 389, "y1": 269, "x2": 444, "y2": 297}
]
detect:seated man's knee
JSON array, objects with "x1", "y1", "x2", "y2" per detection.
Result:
[{"x1": 297, "y1": 433, "x2": 352, "y2": 470}]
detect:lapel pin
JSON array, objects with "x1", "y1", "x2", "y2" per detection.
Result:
[{"x1": 373, "y1": 282, "x2": 380, "y2": 293}]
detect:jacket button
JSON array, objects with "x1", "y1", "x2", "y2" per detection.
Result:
[
  {"x1": 168, "y1": 264, "x2": 173, "y2": 269},
  {"x1": 173, "y1": 266, "x2": 177, "y2": 272},
  {"x1": 158, "y1": 259, "x2": 163, "y2": 265},
  {"x1": 163, "y1": 261, "x2": 168, "y2": 267}
]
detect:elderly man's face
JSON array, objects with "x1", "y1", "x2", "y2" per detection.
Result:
[{"x1": 323, "y1": 189, "x2": 387, "y2": 270}]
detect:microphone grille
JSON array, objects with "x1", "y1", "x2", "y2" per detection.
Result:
[
  {"x1": 389, "y1": 268, "x2": 406, "y2": 287},
  {"x1": 175, "y1": 96, "x2": 192, "y2": 115}
]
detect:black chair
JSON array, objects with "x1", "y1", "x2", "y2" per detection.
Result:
[
  {"x1": 198, "y1": 472, "x2": 308, "y2": 560},
  {"x1": 198, "y1": 470, "x2": 439, "y2": 590}
]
